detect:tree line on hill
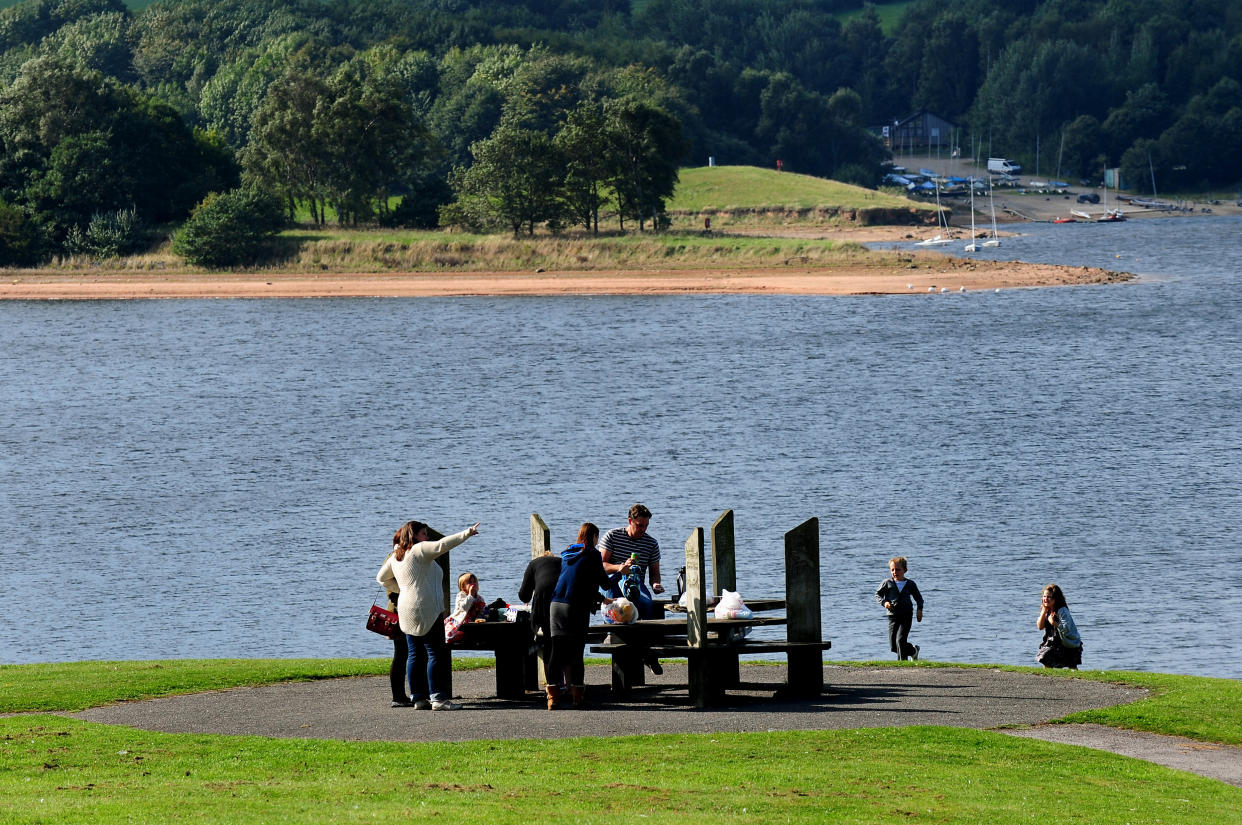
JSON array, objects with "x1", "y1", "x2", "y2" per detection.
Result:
[{"x1": 0, "y1": 0, "x2": 1240, "y2": 266}]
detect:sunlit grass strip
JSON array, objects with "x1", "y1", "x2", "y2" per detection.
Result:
[{"x1": 0, "y1": 717, "x2": 1236, "y2": 824}]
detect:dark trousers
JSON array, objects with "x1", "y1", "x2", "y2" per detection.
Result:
[
  {"x1": 888, "y1": 611, "x2": 916, "y2": 660},
  {"x1": 390, "y1": 630, "x2": 409, "y2": 701}
]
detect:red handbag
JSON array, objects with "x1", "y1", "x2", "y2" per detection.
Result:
[{"x1": 366, "y1": 594, "x2": 400, "y2": 638}]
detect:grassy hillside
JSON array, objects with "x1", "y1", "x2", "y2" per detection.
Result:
[
  {"x1": 669, "y1": 165, "x2": 922, "y2": 212},
  {"x1": 666, "y1": 165, "x2": 933, "y2": 228}
]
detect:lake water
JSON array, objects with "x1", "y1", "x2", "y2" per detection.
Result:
[{"x1": 2, "y1": 215, "x2": 1240, "y2": 679}]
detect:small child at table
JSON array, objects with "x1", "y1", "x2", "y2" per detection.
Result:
[{"x1": 445, "y1": 571, "x2": 486, "y2": 643}]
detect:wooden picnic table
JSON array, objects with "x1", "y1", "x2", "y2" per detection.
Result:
[
  {"x1": 442, "y1": 512, "x2": 829, "y2": 707},
  {"x1": 453, "y1": 615, "x2": 537, "y2": 700}
]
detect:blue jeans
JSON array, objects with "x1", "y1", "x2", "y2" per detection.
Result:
[
  {"x1": 602, "y1": 575, "x2": 656, "y2": 619},
  {"x1": 406, "y1": 616, "x2": 449, "y2": 702}
]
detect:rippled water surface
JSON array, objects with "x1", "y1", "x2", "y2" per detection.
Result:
[{"x1": 2, "y1": 215, "x2": 1240, "y2": 678}]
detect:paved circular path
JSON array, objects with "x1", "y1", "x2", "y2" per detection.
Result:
[{"x1": 72, "y1": 665, "x2": 1241, "y2": 786}]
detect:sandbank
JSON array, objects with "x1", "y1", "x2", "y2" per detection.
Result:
[{"x1": 1, "y1": 258, "x2": 1128, "y2": 300}]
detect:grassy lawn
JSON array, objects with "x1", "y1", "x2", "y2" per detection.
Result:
[
  {"x1": 669, "y1": 165, "x2": 923, "y2": 213},
  {"x1": 0, "y1": 659, "x2": 1238, "y2": 823}
]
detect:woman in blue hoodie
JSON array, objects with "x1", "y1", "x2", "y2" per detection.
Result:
[{"x1": 547, "y1": 522, "x2": 613, "y2": 709}]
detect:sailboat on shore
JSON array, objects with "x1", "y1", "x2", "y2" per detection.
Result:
[
  {"x1": 964, "y1": 181, "x2": 980, "y2": 251},
  {"x1": 982, "y1": 179, "x2": 1001, "y2": 247},
  {"x1": 916, "y1": 178, "x2": 954, "y2": 247},
  {"x1": 1097, "y1": 168, "x2": 1126, "y2": 222}
]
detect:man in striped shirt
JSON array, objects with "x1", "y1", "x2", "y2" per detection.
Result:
[{"x1": 598, "y1": 503, "x2": 664, "y2": 620}]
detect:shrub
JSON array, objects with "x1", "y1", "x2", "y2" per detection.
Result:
[
  {"x1": 0, "y1": 201, "x2": 43, "y2": 267},
  {"x1": 172, "y1": 189, "x2": 285, "y2": 268},
  {"x1": 64, "y1": 208, "x2": 142, "y2": 259}
]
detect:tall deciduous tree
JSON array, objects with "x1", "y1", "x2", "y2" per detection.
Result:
[
  {"x1": 242, "y1": 69, "x2": 332, "y2": 223},
  {"x1": 604, "y1": 97, "x2": 683, "y2": 231},
  {"x1": 555, "y1": 102, "x2": 611, "y2": 233},
  {"x1": 448, "y1": 120, "x2": 566, "y2": 235}
]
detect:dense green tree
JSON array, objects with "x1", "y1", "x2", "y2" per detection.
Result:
[
  {"x1": 0, "y1": 199, "x2": 41, "y2": 265},
  {"x1": 427, "y1": 46, "x2": 508, "y2": 170},
  {"x1": 41, "y1": 9, "x2": 133, "y2": 82},
  {"x1": 172, "y1": 187, "x2": 286, "y2": 267},
  {"x1": 242, "y1": 69, "x2": 332, "y2": 222},
  {"x1": 912, "y1": 11, "x2": 981, "y2": 119},
  {"x1": 198, "y1": 33, "x2": 310, "y2": 148},
  {"x1": 555, "y1": 102, "x2": 611, "y2": 233},
  {"x1": 0, "y1": 0, "x2": 128, "y2": 54},
  {"x1": 1101, "y1": 83, "x2": 1171, "y2": 166},
  {"x1": 1059, "y1": 114, "x2": 1105, "y2": 180},
  {"x1": 970, "y1": 39, "x2": 1106, "y2": 167},
  {"x1": 241, "y1": 50, "x2": 438, "y2": 226},
  {"x1": 1130, "y1": 78, "x2": 1242, "y2": 192},
  {"x1": 604, "y1": 97, "x2": 683, "y2": 230},
  {"x1": 447, "y1": 121, "x2": 566, "y2": 235},
  {"x1": 0, "y1": 57, "x2": 236, "y2": 240},
  {"x1": 319, "y1": 50, "x2": 434, "y2": 224}
]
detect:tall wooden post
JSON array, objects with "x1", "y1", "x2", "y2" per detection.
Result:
[
  {"x1": 530, "y1": 513, "x2": 552, "y2": 687},
  {"x1": 530, "y1": 513, "x2": 550, "y2": 558},
  {"x1": 710, "y1": 509, "x2": 735, "y2": 597},
  {"x1": 684, "y1": 527, "x2": 710, "y2": 707},
  {"x1": 784, "y1": 518, "x2": 823, "y2": 697}
]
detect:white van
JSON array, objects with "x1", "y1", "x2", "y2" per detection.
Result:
[{"x1": 987, "y1": 157, "x2": 1021, "y2": 175}]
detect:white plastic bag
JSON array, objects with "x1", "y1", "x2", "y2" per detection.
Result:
[
  {"x1": 602, "y1": 597, "x2": 638, "y2": 624},
  {"x1": 713, "y1": 589, "x2": 754, "y2": 620}
]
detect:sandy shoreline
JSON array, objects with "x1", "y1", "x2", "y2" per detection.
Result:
[{"x1": 1, "y1": 258, "x2": 1129, "y2": 300}]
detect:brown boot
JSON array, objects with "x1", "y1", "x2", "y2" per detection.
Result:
[
  {"x1": 570, "y1": 685, "x2": 588, "y2": 708},
  {"x1": 545, "y1": 685, "x2": 560, "y2": 710}
]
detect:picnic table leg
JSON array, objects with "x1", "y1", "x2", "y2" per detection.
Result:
[
  {"x1": 718, "y1": 649, "x2": 740, "y2": 688},
  {"x1": 493, "y1": 644, "x2": 527, "y2": 700},
  {"x1": 610, "y1": 649, "x2": 644, "y2": 698}
]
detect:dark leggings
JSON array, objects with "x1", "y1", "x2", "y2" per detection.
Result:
[
  {"x1": 548, "y1": 632, "x2": 587, "y2": 687},
  {"x1": 548, "y1": 601, "x2": 589, "y2": 686},
  {"x1": 390, "y1": 630, "x2": 409, "y2": 701}
]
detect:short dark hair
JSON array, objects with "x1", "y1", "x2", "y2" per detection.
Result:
[{"x1": 628, "y1": 503, "x2": 651, "y2": 520}]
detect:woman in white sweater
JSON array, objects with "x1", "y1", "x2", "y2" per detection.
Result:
[{"x1": 377, "y1": 520, "x2": 480, "y2": 710}]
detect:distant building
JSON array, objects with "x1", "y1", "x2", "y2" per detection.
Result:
[{"x1": 877, "y1": 111, "x2": 958, "y2": 153}]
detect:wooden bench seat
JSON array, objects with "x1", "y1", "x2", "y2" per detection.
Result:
[{"x1": 588, "y1": 638, "x2": 832, "y2": 699}]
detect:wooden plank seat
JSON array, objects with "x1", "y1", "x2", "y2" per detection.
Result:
[{"x1": 588, "y1": 639, "x2": 832, "y2": 698}]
